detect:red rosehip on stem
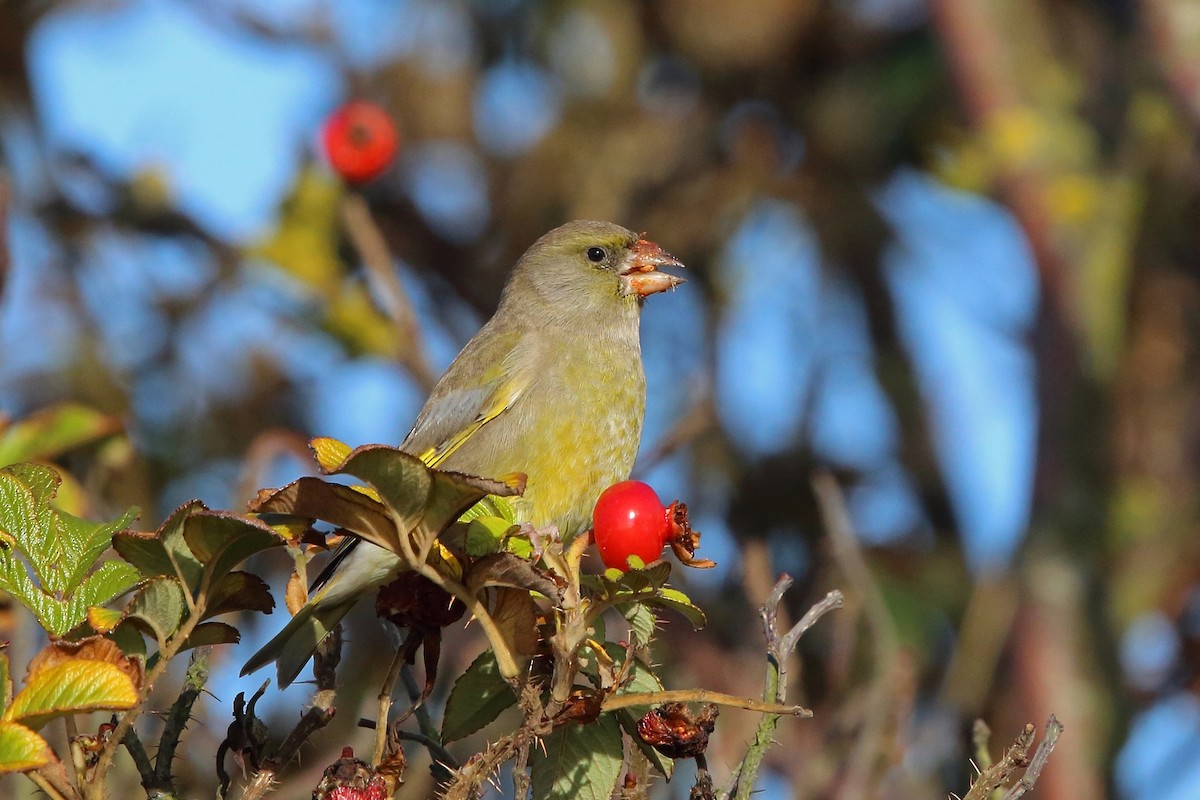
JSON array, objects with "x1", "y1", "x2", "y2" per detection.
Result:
[
  {"x1": 592, "y1": 480, "x2": 671, "y2": 571},
  {"x1": 321, "y1": 100, "x2": 399, "y2": 183}
]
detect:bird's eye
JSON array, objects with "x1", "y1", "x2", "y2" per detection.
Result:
[{"x1": 586, "y1": 246, "x2": 607, "y2": 263}]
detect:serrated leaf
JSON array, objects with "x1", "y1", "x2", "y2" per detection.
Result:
[
  {"x1": 204, "y1": 571, "x2": 275, "y2": 619},
  {"x1": 530, "y1": 713, "x2": 623, "y2": 800},
  {"x1": 182, "y1": 511, "x2": 285, "y2": 589},
  {"x1": 0, "y1": 465, "x2": 138, "y2": 605},
  {"x1": 464, "y1": 553, "x2": 561, "y2": 601},
  {"x1": 26, "y1": 638, "x2": 143, "y2": 692},
  {"x1": 112, "y1": 500, "x2": 205, "y2": 589},
  {"x1": 6, "y1": 661, "x2": 137, "y2": 730},
  {"x1": 179, "y1": 622, "x2": 240, "y2": 651},
  {"x1": 490, "y1": 587, "x2": 539, "y2": 662},
  {"x1": 0, "y1": 403, "x2": 122, "y2": 466},
  {"x1": 621, "y1": 603, "x2": 659, "y2": 647},
  {"x1": 618, "y1": 561, "x2": 671, "y2": 592},
  {"x1": 646, "y1": 588, "x2": 706, "y2": 629},
  {"x1": 333, "y1": 445, "x2": 523, "y2": 555},
  {"x1": 0, "y1": 721, "x2": 52, "y2": 774},
  {"x1": 441, "y1": 650, "x2": 517, "y2": 743},
  {"x1": 123, "y1": 577, "x2": 187, "y2": 647},
  {"x1": 56, "y1": 506, "x2": 138, "y2": 594}
]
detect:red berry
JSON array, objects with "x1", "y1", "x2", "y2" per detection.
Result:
[
  {"x1": 592, "y1": 481, "x2": 671, "y2": 571},
  {"x1": 322, "y1": 100, "x2": 399, "y2": 183}
]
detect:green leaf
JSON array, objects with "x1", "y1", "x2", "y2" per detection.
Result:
[
  {"x1": 179, "y1": 622, "x2": 240, "y2": 651},
  {"x1": 0, "y1": 466, "x2": 140, "y2": 636},
  {"x1": 530, "y1": 713, "x2": 623, "y2": 800},
  {"x1": 5, "y1": 660, "x2": 137, "y2": 730},
  {"x1": 112, "y1": 500, "x2": 205, "y2": 589},
  {"x1": 250, "y1": 477, "x2": 400, "y2": 553},
  {"x1": 464, "y1": 516, "x2": 514, "y2": 557},
  {"x1": 56, "y1": 506, "x2": 138, "y2": 594},
  {"x1": 0, "y1": 403, "x2": 122, "y2": 466},
  {"x1": 122, "y1": 577, "x2": 188, "y2": 648},
  {"x1": 204, "y1": 571, "x2": 275, "y2": 619},
  {"x1": 182, "y1": 511, "x2": 285, "y2": 589},
  {"x1": 441, "y1": 650, "x2": 517, "y2": 743},
  {"x1": 333, "y1": 444, "x2": 523, "y2": 555},
  {"x1": 0, "y1": 721, "x2": 52, "y2": 774},
  {"x1": 645, "y1": 588, "x2": 706, "y2": 629}
]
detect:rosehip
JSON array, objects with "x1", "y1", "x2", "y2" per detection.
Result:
[
  {"x1": 592, "y1": 481, "x2": 671, "y2": 571},
  {"x1": 321, "y1": 100, "x2": 399, "y2": 183}
]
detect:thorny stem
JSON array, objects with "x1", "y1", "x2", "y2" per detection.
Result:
[
  {"x1": 149, "y1": 649, "x2": 210, "y2": 794},
  {"x1": 85, "y1": 606, "x2": 206, "y2": 799},
  {"x1": 1001, "y1": 716, "x2": 1063, "y2": 800},
  {"x1": 602, "y1": 690, "x2": 811, "y2": 717},
  {"x1": 442, "y1": 729, "x2": 527, "y2": 800},
  {"x1": 239, "y1": 632, "x2": 342, "y2": 800}
]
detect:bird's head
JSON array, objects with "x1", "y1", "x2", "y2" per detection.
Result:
[{"x1": 503, "y1": 221, "x2": 684, "y2": 322}]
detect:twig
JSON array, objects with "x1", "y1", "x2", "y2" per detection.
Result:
[
  {"x1": 239, "y1": 627, "x2": 343, "y2": 800},
  {"x1": 724, "y1": 581, "x2": 843, "y2": 800},
  {"x1": 512, "y1": 735, "x2": 532, "y2": 800},
  {"x1": 340, "y1": 192, "x2": 437, "y2": 391},
  {"x1": 813, "y1": 471, "x2": 899, "y2": 798},
  {"x1": 1000, "y1": 716, "x2": 1064, "y2": 800},
  {"x1": 601, "y1": 689, "x2": 810, "y2": 717},
  {"x1": 372, "y1": 640, "x2": 411, "y2": 765}
]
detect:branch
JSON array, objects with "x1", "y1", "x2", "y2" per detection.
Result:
[
  {"x1": 602, "y1": 689, "x2": 810, "y2": 717},
  {"x1": 961, "y1": 716, "x2": 1064, "y2": 800},
  {"x1": 149, "y1": 649, "x2": 210, "y2": 793}
]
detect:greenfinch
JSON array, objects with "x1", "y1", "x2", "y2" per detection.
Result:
[{"x1": 243, "y1": 220, "x2": 683, "y2": 685}]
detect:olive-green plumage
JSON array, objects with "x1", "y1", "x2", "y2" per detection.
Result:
[{"x1": 243, "y1": 220, "x2": 682, "y2": 686}]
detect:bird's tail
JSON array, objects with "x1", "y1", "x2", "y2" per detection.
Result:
[{"x1": 241, "y1": 594, "x2": 357, "y2": 688}]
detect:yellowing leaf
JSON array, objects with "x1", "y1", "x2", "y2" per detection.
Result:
[
  {"x1": 0, "y1": 721, "x2": 52, "y2": 774},
  {"x1": 309, "y1": 437, "x2": 353, "y2": 473},
  {"x1": 6, "y1": 661, "x2": 137, "y2": 730},
  {"x1": 87, "y1": 606, "x2": 125, "y2": 633}
]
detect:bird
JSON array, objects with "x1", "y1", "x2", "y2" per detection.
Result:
[{"x1": 242, "y1": 220, "x2": 684, "y2": 686}]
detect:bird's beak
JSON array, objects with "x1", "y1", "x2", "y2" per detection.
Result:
[{"x1": 619, "y1": 237, "x2": 686, "y2": 298}]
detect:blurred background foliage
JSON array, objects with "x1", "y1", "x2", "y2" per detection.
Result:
[{"x1": 1, "y1": 0, "x2": 1199, "y2": 798}]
